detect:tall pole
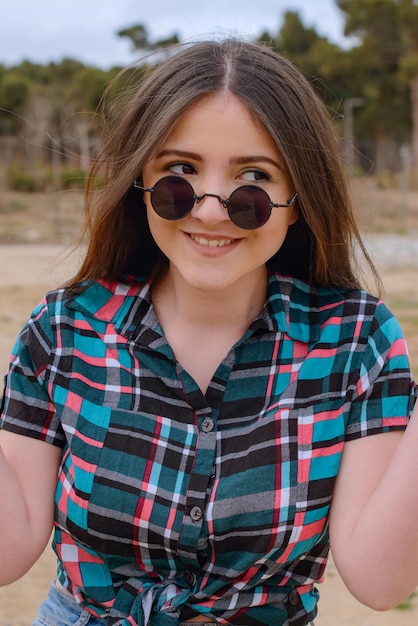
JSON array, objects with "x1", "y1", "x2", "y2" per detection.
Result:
[{"x1": 344, "y1": 97, "x2": 364, "y2": 172}]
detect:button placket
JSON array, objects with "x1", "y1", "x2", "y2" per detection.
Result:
[{"x1": 177, "y1": 408, "x2": 217, "y2": 565}]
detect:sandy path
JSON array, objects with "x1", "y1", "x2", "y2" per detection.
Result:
[{"x1": 0, "y1": 244, "x2": 417, "y2": 625}]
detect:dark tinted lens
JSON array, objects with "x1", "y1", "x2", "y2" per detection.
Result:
[
  {"x1": 228, "y1": 186, "x2": 272, "y2": 229},
  {"x1": 151, "y1": 176, "x2": 195, "y2": 220}
]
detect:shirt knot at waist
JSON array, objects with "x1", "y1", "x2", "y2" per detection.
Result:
[{"x1": 108, "y1": 574, "x2": 191, "y2": 626}]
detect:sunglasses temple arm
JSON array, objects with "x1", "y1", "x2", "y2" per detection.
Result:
[
  {"x1": 134, "y1": 180, "x2": 154, "y2": 192},
  {"x1": 272, "y1": 192, "x2": 298, "y2": 208}
]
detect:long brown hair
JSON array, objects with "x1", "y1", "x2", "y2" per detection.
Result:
[{"x1": 68, "y1": 39, "x2": 378, "y2": 291}]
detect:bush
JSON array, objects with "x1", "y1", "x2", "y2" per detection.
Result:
[
  {"x1": 7, "y1": 165, "x2": 36, "y2": 192},
  {"x1": 61, "y1": 169, "x2": 87, "y2": 189}
]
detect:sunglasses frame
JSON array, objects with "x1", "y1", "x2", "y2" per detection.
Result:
[{"x1": 134, "y1": 175, "x2": 297, "y2": 230}]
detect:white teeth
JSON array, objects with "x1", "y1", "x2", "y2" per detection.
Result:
[{"x1": 191, "y1": 235, "x2": 233, "y2": 247}]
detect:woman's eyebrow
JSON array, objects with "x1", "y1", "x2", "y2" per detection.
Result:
[
  {"x1": 154, "y1": 149, "x2": 202, "y2": 161},
  {"x1": 230, "y1": 155, "x2": 283, "y2": 169}
]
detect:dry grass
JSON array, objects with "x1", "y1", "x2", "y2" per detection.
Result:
[
  {"x1": 0, "y1": 188, "x2": 84, "y2": 243},
  {"x1": 351, "y1": 176, "x2": 418, "y2": 235}
]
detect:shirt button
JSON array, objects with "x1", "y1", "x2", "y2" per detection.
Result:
[
  {"x1": 287, "y1": 590, "x2": 299, "y2": 606},
  {"x1": 184, "y1": 571, "x2": 196, "y2": 586},
  {"x1": 201, "y1": 417, "x2": 214, "y2": 432},
  {"x1": 190, "y1": 506, "x2": 203, "y2": 522}
]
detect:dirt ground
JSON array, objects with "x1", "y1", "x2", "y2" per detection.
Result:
[{"x1": 1, "y1": 175, "x2": 418, "y2": 625}]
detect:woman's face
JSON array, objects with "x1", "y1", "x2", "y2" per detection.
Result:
[{"x1": 141, "y1": 92, "x2": 297, "y2": 294}]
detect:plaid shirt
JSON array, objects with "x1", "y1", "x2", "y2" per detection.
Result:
[{"x1": 1, "y1": 273, "x2": 414, "y2": 626}]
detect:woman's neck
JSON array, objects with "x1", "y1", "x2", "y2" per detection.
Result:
[
  {"x1": 150, "y1": 266, "x2": 269, "y2": 393},
  {"x1": 152, "y1": 265, "x2": 269, "y2": 335}
]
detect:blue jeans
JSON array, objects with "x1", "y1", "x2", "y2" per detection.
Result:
[{"x1": 32, "y1": 580, "x2": 105, "y2": 626}]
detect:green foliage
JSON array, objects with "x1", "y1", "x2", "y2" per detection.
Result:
[
  {"x1": 12, "y1": 60, "x2": 51, "y2": 85},
  {"x1": 0, "y1": 74, "x2": 30, "y2": 133},
  {"x1": 400, "y1": 52, "x2": 418, "y2": 80},
  {"x1": 6, "y1": 164, "x2": 53, "y2": 192},
  {"x1": 335, "y1": 0, "x2": 418, "y2": 165},
  {"x1": 257, "y1": 11, "x2": 353, "y2": 114},
  {"x1": 259, "y1": 2, "x2": 418, "y2": 172},
  {"x1": 277, "y1": 10, "x2": 322, "y2": 56},
  {"x1": 7, "y1": 164, "x2": 36, "y2": 192},
  {"x1": 118, "y1": 24, "x2": 149, "y2": 50},
  {"x1": 63, "y1": 66, "x2": 116, "y2": 112},
  {"x1": 395, "y1": 589, "x2": 417, "y2": 610},
  {"x1": 117, "y1": 23, "x2": 180, "y2": 51},
  {"x1": 61, "y1": 168, "x2": 87, "y2": 189},
  {"x1": 154, "y1": 34, "x2": 180, "y2": 48}
]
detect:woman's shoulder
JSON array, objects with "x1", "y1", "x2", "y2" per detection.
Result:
[
  {"x1": 43, "y1": 276, "x2": 151, "y2": 318},
  {"x1": 269, "y1": 272, "x2": 381, "y2": 309},
  {"x1": 16, "y1": 278, "x2": 151, "y2": 347},
  {"x1": 268, "y1": 272, "x2": 397, "y2": 342}
]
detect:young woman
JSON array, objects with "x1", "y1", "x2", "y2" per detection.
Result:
[{"x1": 0, "y1": 39, "x2": 417, "y2": 626}]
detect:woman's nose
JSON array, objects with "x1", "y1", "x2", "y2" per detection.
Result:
[{"x1": 190, "y1": 190, "x2": 229, "y2": 224}]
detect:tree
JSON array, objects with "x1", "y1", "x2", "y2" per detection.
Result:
[
  {"x1": 117, "y1": 23, "x2": 179, "y2": 52},
  {"x1": 117, "y1": 24, "x2": 149, "y2": 51},
  {"x1": 258, "y1": 12, "x2": 354, "y2": 127},
  {"x1": 0, "y1": 74, "x2": 30, "y2": 134},
  {"x1": 398, "y1": 0, "x2": 418, "y2": 167},
  {"x1": 43, "y1": 60, "x2": 119, "y2": 171},
  {"x1": 336, "y1": 0, "x2": 414, "y2": 171}
]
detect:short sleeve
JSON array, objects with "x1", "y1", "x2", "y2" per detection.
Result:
[
  {"x1": 1, "y1": 296, "x2": 65, "y2": 446},
  {"x1": 346, "y1": 300, "x2": 415, "y2": 440}
]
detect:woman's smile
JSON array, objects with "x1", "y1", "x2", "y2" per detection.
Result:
[{"x1": 189, "y1": 234, "x2": 234, "y2": 248}]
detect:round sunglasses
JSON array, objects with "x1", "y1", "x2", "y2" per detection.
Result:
[{"x1": 134, "y1": 175, "x2": 297, "y2": 230}]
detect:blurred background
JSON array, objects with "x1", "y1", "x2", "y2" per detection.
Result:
[
  {"x1": 2, "y1": 0, "x2": 418, "y2": 231},
  {"x1": 1, "y1": 0, "x2": 418, "y2": 204},
  {"x1": 1, "y1": 1, "x2": 418, "y2": 624}
]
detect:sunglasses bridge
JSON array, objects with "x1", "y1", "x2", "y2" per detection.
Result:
[{"x1": 193, "y1": 192, "x2": 230, "y2": 209}]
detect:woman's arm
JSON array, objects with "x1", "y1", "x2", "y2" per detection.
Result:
[
  {"x1": 329, "y1": 408, "x2": 418, "y2": 610},
  {"x1": 0, "y1": 430, "x2": 61, "y2": 585}
]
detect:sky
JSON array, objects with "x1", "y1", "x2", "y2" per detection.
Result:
[{"x1": 0, "y1": 0, "x2": 348, "y2": 69}]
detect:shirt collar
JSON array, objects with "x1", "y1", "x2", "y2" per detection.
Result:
[
  {"x1": 66, "y1": 273, "x2": 323, "y2": 346},
  {"x1": 262, "y1": 273, "x2": 321, "y2": 342}
]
